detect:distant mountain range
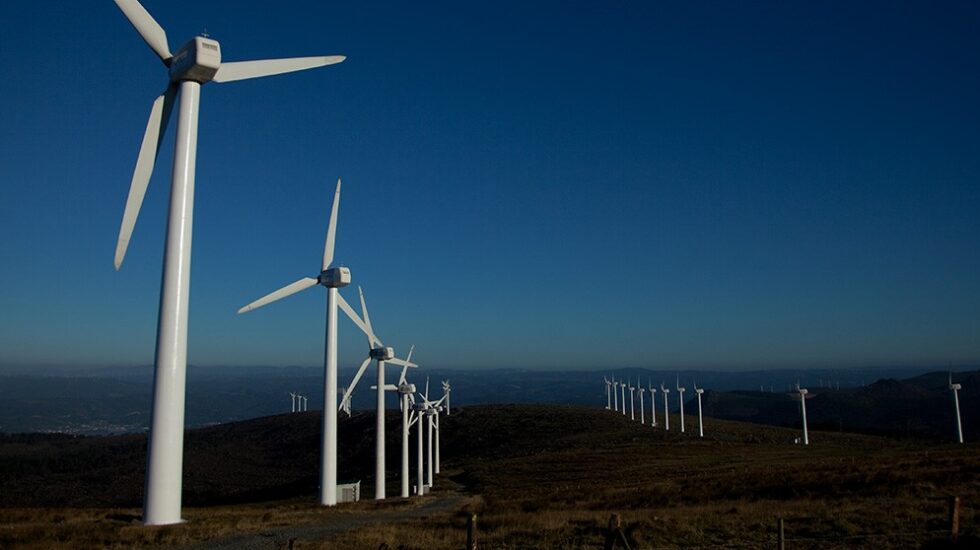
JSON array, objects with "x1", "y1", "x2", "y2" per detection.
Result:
[{"x1": 0, "y1": 365, "x2": 974, "y2": 441}]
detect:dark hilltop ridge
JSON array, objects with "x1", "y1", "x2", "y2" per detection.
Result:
[{"x1": 702, "y1": 370, "x2": 980, "y2": 441}]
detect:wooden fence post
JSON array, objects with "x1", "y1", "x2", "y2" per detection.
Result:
[
  {"x1": 777, "y1": 516, "x2": 785, "y2": 550},
  {"x1": 604, "y1": 514, "x2": 632, "y2": 550},
  {"x1": 949, "y1": 496, "x2": 960, "y2": 544},
  {"x1": 467, "y1": 512, "x2": 477, "y2": 550}
]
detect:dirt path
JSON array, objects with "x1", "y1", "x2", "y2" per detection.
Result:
[{"x1": 179, "y1": 495, "x2": 469, "y2": 550}]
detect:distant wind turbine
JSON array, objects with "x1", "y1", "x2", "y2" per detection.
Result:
[
  {"x1": 676, "y1": 377, "x2": 686, "y2": 433},
  {"x1": 949, "y1": 373, "x2": 964, "y2": 444},
  {"x1": 620, "y1": 380, "x2": 627, "y2": 416},
  {"x1": 793, "y1": 383, "x2": 811, "y2": 445},
  {"x1": 628, "y1": 378, "x2": 636, "y2": 421},
  {"x1": 648, "y1": 379, "x2": 658, "y2": 427},
  {"x1": 693, "y1": 381, "x2": 705, "y2": 438},
  {"x1": 612, "y1": 376, "x2": 619, "y2": 412},
  {"x1": 660, "y1": 382, "x2": 670, "y2": 431},
  {"x1": 290, "y1": 392, "x2": 297, "y2": 413},
  {"x1": 442, "y1": 380, "x2": 452, "y2": 415},
  {"x1": 638, "y1": 384, "x2": 646, "y2": 425}
]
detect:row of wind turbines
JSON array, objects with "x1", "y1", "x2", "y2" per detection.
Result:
[
  {"x1": 289, "y1": 393, "x2": 309, "y2": 413},
  {"x1": 108, "y1": 0, "x2": 454, "y2": 525},
  {"x1": 605, "y1": 374, "x2": 967, "y2": 446},
  {"x1": 604, "y1": 376, "x2": 706, "y2": 438}
]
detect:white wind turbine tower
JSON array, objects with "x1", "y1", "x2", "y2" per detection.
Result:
[
  {"x1": 302, "y1": 396, "x2": 308, "y2": 412},
  {"x1": 603, "y1": 377, "x2": 612, "y2": 410},
  {"x1": 793, "y1": 383, "x2": 811, "y2": 445},
  {"x1": 112, "y1": 0, "x2": 345, "y2": 525},
  {"x1": 628, "y1": 378, "x2": 636, "y2": 421},
  {"x1": 693, "y1": 381, "x2": 705, "y2": 438},
  {"x1": 949, "y1": 373, "x2": 964, "y2": 444},
  {"x1": 676, "y1": 377, "x2": 686, "y2": 433},
  {"x1": 290, "y1": 392, "x2": 297, "y2": 413},
  {"x1": 660, "y1": 382, "x2": 670, "y2": 431},
  {"x1": 338, "y1": 287, "x2": 416, "y2": 500},
  {"x1": 648, "y1": 379, "x2": 658, "y2": 427},
  {"x1": 442, "y1": 380, "x2": 452, "y2": 415},
  {"x1": 638, "y1": 384, "x2": 646, "y2": 425},
  {"x1": 238, "y1": 179, "x2": 353, "y2": 507},
  {"x1": 398, "y1": 348, "x2": 418, "y2": 497},
  {"x1": 620, "y1": 379, "x2": 627, "y2": 416},
  {"x1": 612, "y1": 376, "x2": 619, "y2": 412},
  {"x1": 411, "y1": 400, "x2": 425, "y2": 496}
]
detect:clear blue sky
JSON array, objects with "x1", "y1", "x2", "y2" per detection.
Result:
[{"x1": 1, "y1": 1, "x2": 978, "y2": 370}]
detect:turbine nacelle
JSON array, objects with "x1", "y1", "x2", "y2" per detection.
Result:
[
  {"x1": 950, "y1": 383, "x2": 962, "y2": 391},
  {"x1": 370, "y1": 346, "x2": 395, "y2": 361},
  {"x1": 168, "y1": 37, "x2": 221, "y2": 83},
  {"x1": 318, "y1": 266, "x2": 351, "y2": 288},
  {"x1": 398, "y1": 383, "x2": 416, "y2": 394}
]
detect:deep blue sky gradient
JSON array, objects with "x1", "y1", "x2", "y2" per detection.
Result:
[{"x1": 1, "y1": 1, "x2": 978, "y2": 369}]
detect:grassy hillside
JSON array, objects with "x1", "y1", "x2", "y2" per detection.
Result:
[{"x1": 2, "y1": 405, "x2": 979, "y2": 548}]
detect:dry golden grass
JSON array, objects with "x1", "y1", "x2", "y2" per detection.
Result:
[{"x1": 2, "y1": 406, "x2": 978, "y2": 549}]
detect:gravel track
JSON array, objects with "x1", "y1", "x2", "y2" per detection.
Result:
[{"x1": 179, "y1": 495, "x2": 469, "y2": 550}]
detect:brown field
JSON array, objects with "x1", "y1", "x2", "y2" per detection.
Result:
[{"x1": 1, "y1": 404, "x2": 978, "y2": 548}]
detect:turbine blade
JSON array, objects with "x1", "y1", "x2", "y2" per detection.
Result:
[
  {"x1": 212, "y1": 55, "x2": 346, "y2": 83},
  {"x1": 114, "y1": 0, "x2": 172, "y2": 63},
  {"x1": 358, "y1": 286, "x2": 377, "y2": 348},
  {"x1": 387, "y1": 358, "x2": 417, "y2": 368},
  {"x1": 322, "y1": 178, "x2": 342, "y2": 271},
  {"x1": 237, "y1": 277, "x2": 318, "y2": 314},
  {"x1": 114, "y1": 84, "x2": 177, "y2": 270},
  {"x1": 337, "y1": 292, "x2": 381, "y2": 346},
  {"x1": 341, "y1": 357, "x2": 373, "y2": 406}
]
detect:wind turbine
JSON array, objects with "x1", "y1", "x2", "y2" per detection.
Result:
[
  {"x1": 648, "y1": 379, "x2": 658, "y2": 427},
  {"x1": 112, "y1": 0, "x2": 345, "y2": 525},
  {"x1": 628, "y1": 378, "x2": 636, "y2": 421},
  {"x1": 411, "y1": 401, "x2": 425, "y2": 496},
  {"x1": 290, "y1": 392, "x2": 297, "y2": 413},
  {"x1": 603, "y1": 376, "x2": 612, "y2": 410},
  {"x1": 442, "y1": 380, "x2": 452, "y2": 415},
  {"x1": 419, "y1": 377, "x2": 447, "y2": 487},
  {"x1": 338, "y1": 287, "x2": 416, "y2": 500},
  {"x1": 676, "y1": 377, "x2": 686, "y2": 433},
  {"x1": 371, "y1": 345, "x2": 418, "y2": 498},
  {"x1": 660, "y1": 382, "x2": 670, "y2": 431},
  {"x1": 793, "y1": 383, "x2": 811, "y2": 445},
  {"x1": 398, "y1": 348, "x2": 418, "y2": 497},
  {"x1": 302, "y1": 395, "x2": 309, "y2": 412},
  {"x1": 693, "y1": 381, "x2": 704, "y2": 438},
  {"x1": 638, "y1": 384, "x2": 646, "y2": 425},
  {"x1": 612, "y1": 376, "x2": 619, "y2": 412},
  {"x1": 620, "y1": 379, "x2": 627, "y2": 416},
  {"x1": 237, "y1": 179, "x2": 353, "y2": 507},
  {"x1": 949, "y1": 373, "x2": 964, "y2": 444}
]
